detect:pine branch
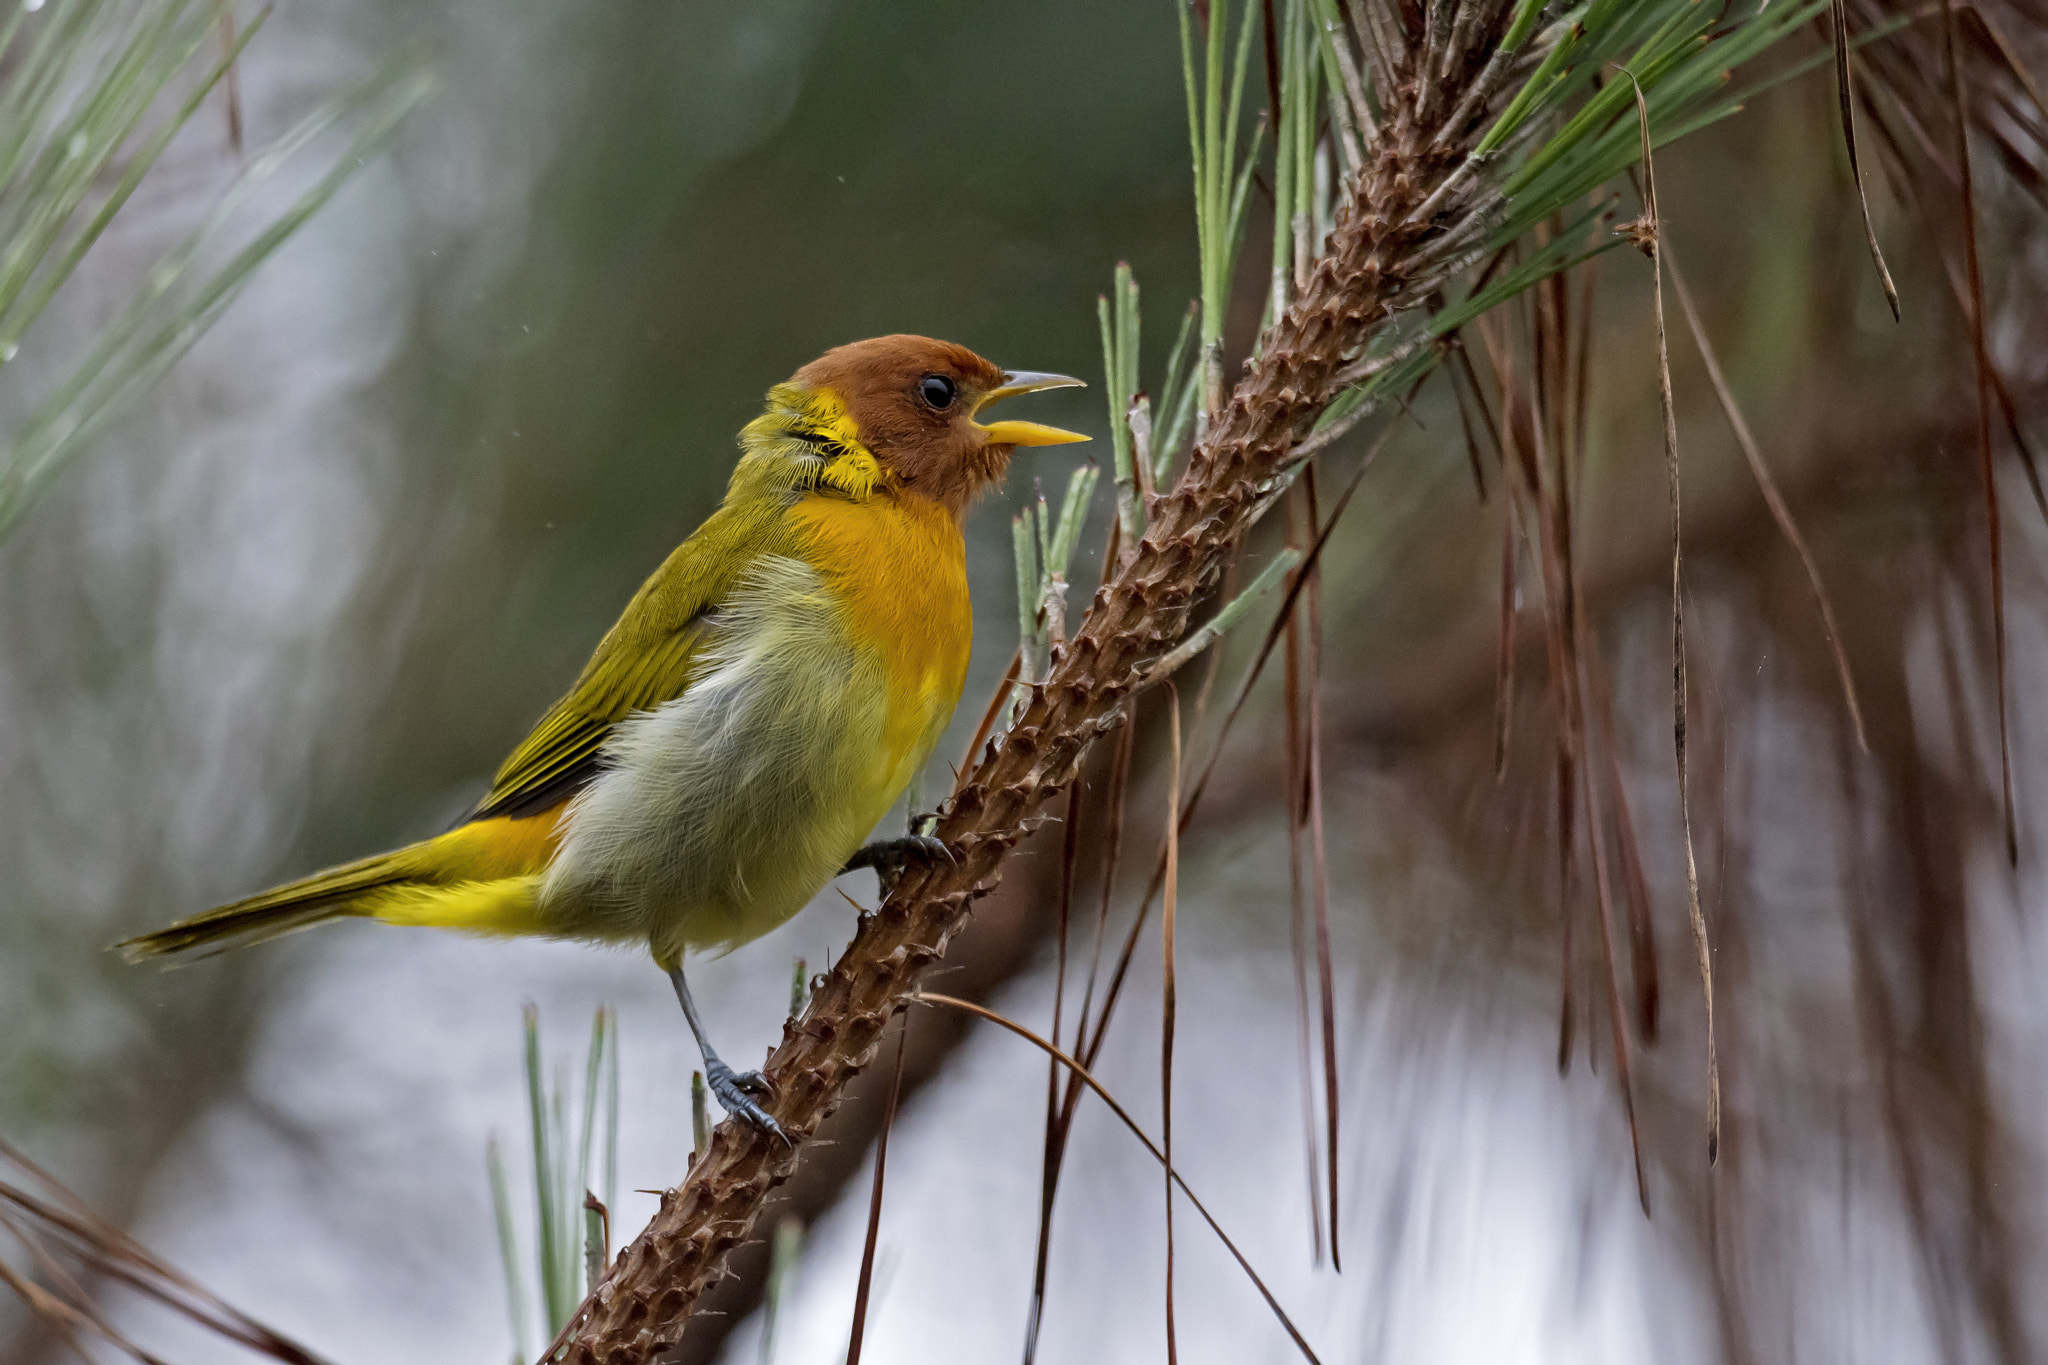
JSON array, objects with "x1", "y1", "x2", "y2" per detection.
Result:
[{"x1": 546, "y1": 3, "x2": 1822, "y2": 1357}]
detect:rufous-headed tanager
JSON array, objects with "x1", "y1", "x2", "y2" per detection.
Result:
[{"x1": 122, "y1": 335, "x2": 1087, "y2": 1136}]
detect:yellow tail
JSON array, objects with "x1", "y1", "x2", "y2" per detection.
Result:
[
  {"x1": 118, "y1": 850, "x2": 413, "y2": 959},
  {"x1": 121, "y1": 813, "x2": 563, "y2": 960}
]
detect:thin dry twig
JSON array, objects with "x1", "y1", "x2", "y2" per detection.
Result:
[
  {"x1": 1583, "y1": 641, "x2": 1661, "y2": 1045},
  {"x1": 1300, "y1": 470, "x2": 1341, "y2": 1271},
  {"x1": 1161, "y1": 686, "x2": 1183, "y2": 1365},
  {"x1": 1663, "y1": 246, "x2": 1869, "y2": 750},
  {"x1": 1623, "y1": 71, "x2": 1722, "y2": 1165},
  {"x1": 1021, "y1": 782, "x2": 1086, "y2": 1364},
  {"x1": 1283, "y1": 490, "x2": 1328, "y2": 1263},
  {"x1": 1833, "y1": 0, "x2": 1904, "y2": 318},
  {"x1": 1578, "y1": 617, "x2": 1650, "y2": 1215},
  {"x1": 910, "y1": 993, "x2": 1324, "y2": 1365},
  {"x1": 1058, "y1": 422, "x2": 1401, "y2": 1170},
  {"x1": 1495, "y1": 488, "x2": 1519, "y2": 780},
  {"x1": 841, "y1": 1022, "x2": 906, "y2": 1365},
  {"x1": 1942, "y1": 0, "x2": 2020, "y2": 867},
  {"x1": 0, "y1": 1139, "x2": 330, "y2": 1365}
]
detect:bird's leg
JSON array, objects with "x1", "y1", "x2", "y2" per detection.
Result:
[
  {"x1": 667, "y1": 961, "x2": 787, "y2": 1143},
  {"x1": 839, "y1": 829, "x2": 954, "y2": 889}
]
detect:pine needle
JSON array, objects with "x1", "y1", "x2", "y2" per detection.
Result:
[
  {"x1": 1664, "y1": 245, "x2": 1869, "y2": 752},
  {"x1": 1301, "y1": 469, "x2": 1340, "y2": 1271},
  {"x1": 0, "y1": 29, "x2": 429, "y2": 541},
  {"x1": 1021, "y1": 782, "x2": 1088, "y2": 1364},
  {"x1": 1074, "y1": 422, "x2": 1400, "y2": 1095},
  {"x1": 843, "y1": 1020, "x2": 907, "y2": 1365},
  {"x1": 1578, "y1": 608, "x2": 1650, "y2": 1215},
  {"x1": 1494, "y1": 481, "x2": 1519, "y2": 782},
  {"x1": 1283, "y1": 494, "x2": 1327, "y2": 1263},
  {"x1": 913, "y1": 993, "x2": 1322, "y2": 1365},
  {"x1": 1584, "y1": 641, "x2": 1661, "y2": 1045},
  {"x1": 1942, "y1": 0, "x2": 2019, "y2": 867},
  {"x1": 1831, "y1": 0, "x2": 1902, "y2": 320},
  {"x1": 1160, "y1": 685, "x2": 1182, "y2": 1365},
  {"x1": 0, "y1": 1138, "x2": 330, "y2": 1365},
  {"x1": 1625, "y1": 70, "x2": 1720, "y2": 1165}
]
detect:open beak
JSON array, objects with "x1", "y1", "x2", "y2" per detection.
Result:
[{"x1": 974, "y1": 369, "x2": 1090, "y2": 447}]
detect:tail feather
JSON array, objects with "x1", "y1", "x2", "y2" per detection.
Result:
[
  {"x1": 123, "y1": 809, "x2": 568, "y2": 960},
  {"x1": 119, "y1": 851, "x2": 410, "y2": 960}
]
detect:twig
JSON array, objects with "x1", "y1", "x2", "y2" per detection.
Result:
[
  {"x1": 842, "y1": 1022, "x2": 906, "y2": 1365},
  {"x1": 1662, "y1": 245, "x2": 1868, "y2": 750},
  {"x1": 1833, "y1": 0, "x2": 1903, "y2": 319},
  {"x1": 911, "y1": 993, "x2": 1323, "y2": 1365},
  {"x1": 1161, "y1": 687, "x2": 1182, "y2": 1365},
  {"x1": 1942, "y1": 0, "x2": 2018, "y2": 866},
  {"x1": 1624, "y1": 71, "x2": 1721, "y2": 1165}
]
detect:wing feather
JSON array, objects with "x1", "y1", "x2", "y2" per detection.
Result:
[{"x1": 470, "y1": 511, "x2": 760, "y2": 821}]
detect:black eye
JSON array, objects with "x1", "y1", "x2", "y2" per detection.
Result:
[{"x1": 919, "y1": 374, "x2": 957, "y2": 410}]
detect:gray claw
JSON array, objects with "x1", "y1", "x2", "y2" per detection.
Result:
[
  {"x1": 840, "y1": 833, "x2": 956, "y2": 882},
  {"x1": 706, "y1": 1058, "x2": 788, "y2": 1143}
]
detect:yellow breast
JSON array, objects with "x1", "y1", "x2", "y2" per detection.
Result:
[{"x1": 790, "y1": 490, "x2": 972, "y2": 795}]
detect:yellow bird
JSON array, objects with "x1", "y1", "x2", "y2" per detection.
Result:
[{"x1": 122, "y1": 335, "x2": 1086, "y2": 1136}]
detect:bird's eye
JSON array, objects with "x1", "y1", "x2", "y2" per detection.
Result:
[{"x1": 919, "y1": 374, "x2": 957, "y2": 410}]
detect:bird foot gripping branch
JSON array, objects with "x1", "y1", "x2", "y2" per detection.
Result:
[{"x1": 840, "y1": 832, "x2": 957, "y2": 888}]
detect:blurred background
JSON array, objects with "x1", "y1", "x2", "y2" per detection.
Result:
[{"x1": 4, "y1": 2, "x2": 2047, "y2": 1362}]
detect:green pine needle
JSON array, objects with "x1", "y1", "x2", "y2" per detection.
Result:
[
  {"x1": 495, "y1": 1004, "x2": 622, "y2": 1354},
  {"x1": 0, "y1": 5, "x2": 429, "y2": 543}
]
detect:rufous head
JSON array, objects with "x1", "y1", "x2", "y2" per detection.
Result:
[{"x1": 783, "y1": 335, "x2": 1087, "y2": 518}]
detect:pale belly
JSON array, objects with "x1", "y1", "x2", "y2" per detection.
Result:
[{"x1": 536, "y1": 552, "x2": 954, "y2": 962}]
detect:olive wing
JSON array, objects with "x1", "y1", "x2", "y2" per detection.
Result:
[{"x1": 469, "y1": 525, "x2": 746, "y2": 822}]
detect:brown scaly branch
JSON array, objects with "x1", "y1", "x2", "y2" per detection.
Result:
[
  {"x1": 555, "y1": 57, "x2": 2048, "y2": 1365},
  {"x1": 543, "y1": 0, "x2": 2048, "y2": 1348},
  {"x1": 548, "y1": 0, "x2": 2046, "y2": 1342},
  {"x1": 546, "y1": 24, "x2": 1492, "y2": 1363},
  {"x1": 542, "y1": 0, "x2": 1836, "y2": 1350}
]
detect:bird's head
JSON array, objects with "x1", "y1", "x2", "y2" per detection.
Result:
[{"x1": 742, "y1": 335, "x2": 1088, "y2": 520}]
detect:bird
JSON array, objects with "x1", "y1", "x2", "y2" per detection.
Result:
[{"x1": 120, "y1": 335, "x2": 1087, "y2": 1138}]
